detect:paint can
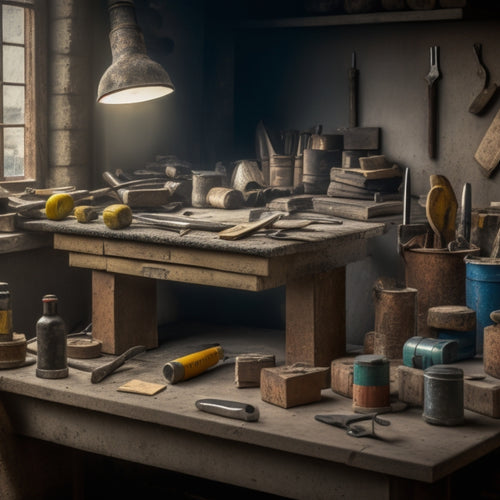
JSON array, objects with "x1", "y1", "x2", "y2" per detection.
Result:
[
  {"x1": 402, "y1": 336, "x2": 458, "y2": 369},
  {"x1": 352, "y1": 354, "x2": 391, "y2": 413},
  {"x1": 423, "y1": 365, "x2": 464, "y2": 426},
  {"x1": 36, "y1": 294, "x2": 68, "y2": 379},
  {"x1": 403, "y1": 246, "x2": 479, "y2": 336},
  {"x1": 465, "y1": 256, "x2": 500, "y2": 354}
]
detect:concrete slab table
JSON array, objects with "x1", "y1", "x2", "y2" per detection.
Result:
[
  {"x1": 0, "y1": 324, "x2": 499, "y2": 499},
  {"x1": 17, "y1": 209, "x2": 385, "y2": 362}
]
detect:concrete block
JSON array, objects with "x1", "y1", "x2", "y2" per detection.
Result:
[{"x1": 260, "y1": 364, "x2": 329, "y2": 408}]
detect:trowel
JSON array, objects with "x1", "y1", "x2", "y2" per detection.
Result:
[{"x1": 469, "y1": 43, "x2": 498, "y2": 115}]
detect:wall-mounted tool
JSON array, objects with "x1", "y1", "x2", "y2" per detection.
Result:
[
  {"x1": 349, "y1": 51, "x2": 359, "y2": 128},
  {"x1": 195, "y1": 399, "x2": 260, "y2": 422},
  {"x1": 469, "y1": 43, "x2": 498, "y2": 115},
  {"x1": 425, "y1": 46, "x2": 441, "y2": 159}
]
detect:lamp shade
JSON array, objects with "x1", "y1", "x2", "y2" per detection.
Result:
[{"x1": 97, "y1": 0, "x2": 174, "y2": 104}]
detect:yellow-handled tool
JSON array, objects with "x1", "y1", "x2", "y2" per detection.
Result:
[
  {"x1": 426, "y1": 175, "x2": 457, "y2": 248},
  {"x1": 163, "y1": 345, "x2": 224, "y2": 384}
]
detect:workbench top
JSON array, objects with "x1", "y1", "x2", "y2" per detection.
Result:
[
  {"x1": 16, "y1": 208, "x2": 386, "y2": 258},
  {"x1": 1, "y1": 322, "x2": 499, "y2": 492}
]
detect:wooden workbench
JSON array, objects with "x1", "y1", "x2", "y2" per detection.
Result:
[
  {"x1": 17, "y1": 209, "x2": 385, "y2": 365},
  {"x1": 0, "y1": 323, "x2": 499, "y2": 499}
]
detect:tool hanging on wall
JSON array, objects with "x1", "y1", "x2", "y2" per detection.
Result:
[
  {"x1": 425, "y1": 46, "x2": 441, "y2": 159},
  {"x1": 469, "y1": 43, "x2": 498, "y2": 115},
  {"x1": 349, "y1": 51, "x2": 359, "y2": 128}
]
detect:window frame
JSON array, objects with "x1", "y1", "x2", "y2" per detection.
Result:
[{"x1": 0, "y1": 0, "x2": 47, "y2": 191}]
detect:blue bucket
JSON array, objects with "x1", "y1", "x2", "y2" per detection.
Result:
[{"x1": 465, "y1": 256, "x2": 500, "y2": 354}]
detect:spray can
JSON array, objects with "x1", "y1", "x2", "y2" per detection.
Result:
[
  {"x1": 36, "y1": 294, "x2": 68, "y2": 379},
  {"x1": 0, "y1": 282, "x2": 13, "y2": 342}
]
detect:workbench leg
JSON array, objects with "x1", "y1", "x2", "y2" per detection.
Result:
[
  {"x1": 92, "y1": 271, "x2": 158, "y2": 354},
  {"x1": 285, "y1": 267, "x2": 346, "y2": 366}
]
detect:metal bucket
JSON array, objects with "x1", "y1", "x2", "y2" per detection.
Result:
[
  {"x1": 403, "y1": 246, "x2": 480, "y2": 337},
  {"x1": 465, "y1": 256, "x2": 500, "y2": 354}
]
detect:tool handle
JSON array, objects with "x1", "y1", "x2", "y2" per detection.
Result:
[
  {"x1": 460, "y1": 182, "x2": 471, "y2": 242},
  {"x1": 428, "y1": 82, "x2": 438, "y2": 158},
  {"x1": 91, "y1": 345, "x2": 145, "y2": 383},
  {"x1": 195, "y1": 399, "x2": 259, "y2": 422}
]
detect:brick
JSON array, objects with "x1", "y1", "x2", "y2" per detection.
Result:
[
  {"x1": 260, "y1": 364, "x2": 329, "y2": 409},
  {"x1": 235, "y1": 353, "x2": 275, "y2": 388}
]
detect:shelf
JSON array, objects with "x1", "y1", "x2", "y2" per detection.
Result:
[{"x1": 244, "y1": 8, "x2": 464, "y2": 29}]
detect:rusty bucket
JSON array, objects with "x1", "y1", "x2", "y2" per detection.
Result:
[{"x1": 403, "y1": 246, "x2": 480, "y2": 337}]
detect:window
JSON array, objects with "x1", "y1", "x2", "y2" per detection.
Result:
[{"x1": 0, "y1": 0, "x2": 45, "y2": 190}]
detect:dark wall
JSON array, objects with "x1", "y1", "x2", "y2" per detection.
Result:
[{"x1": 232, "y1": 17, "x2": 500, "y2": 203}]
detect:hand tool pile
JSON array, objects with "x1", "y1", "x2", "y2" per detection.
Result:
[
  {"x1": 398, "y1": 170, "x2": 472, "y2": 252},
  {"x1": 0, "y1": 154, "x2": 345, "y2": 241}
]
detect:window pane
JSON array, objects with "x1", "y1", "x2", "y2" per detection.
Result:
[
  {"x1": 3, "y1": 45, "x2": 24, "y2": 83},
  {"x1": 4, "y1": 127, "x2": 24, "y2": 177},
  {"x1": 3, "y1": 5, "x2": 24, "y2": 44},
  {"x1": 3, "y1": 85, "x2": 24, "y2": 124}
]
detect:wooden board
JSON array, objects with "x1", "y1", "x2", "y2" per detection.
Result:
[
  {"x1": 474, "y1": 107, "x2": 500, "y2": 177},
  {"x1": 70, "y1": 253, "x2": 282, "y2": 292},
  {"x1": 313, "y1": 196, "x2": 403, "y2": 220}
]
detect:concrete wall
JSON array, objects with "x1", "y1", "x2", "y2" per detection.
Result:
[
  {"x1": 230, "y1": 16, "x2": 500, "y2": 343},
  {"x1": 233, "y1": 18, "x2": 500, "y2": 204}
]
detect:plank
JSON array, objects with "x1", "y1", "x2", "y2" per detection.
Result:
[
  {"x1": 54, "y1": 234, "x2": 104, "y2": 255},
  {"x1": 69, "y1": 253, "x2": 107, "y2": 271},
  {"x1": 103, "y1": 239, "x2": 272, "y2": 276},
  {"x1": 313, "y1": 196, "x2": 403, "y2": 220},
  {"x1": 474, "y1": 107, "x2": 500, "y2": 177}
]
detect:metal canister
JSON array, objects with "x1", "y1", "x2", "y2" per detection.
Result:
[
  {"x1": 402, "y1": 336, "x2": 458, "y2": 369},
  {"x1": 36, "y1": 294, "x2": 68, "y2": 379},
  {"x1": 0, "y1": 282, "x2": 13, "y2": 342},
  {"x1": 352, "y1": 354, "x2": 391, "y2": 413},
  {"x1": 423, "y1": 365, "x2": 464, "y2": 426}
]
